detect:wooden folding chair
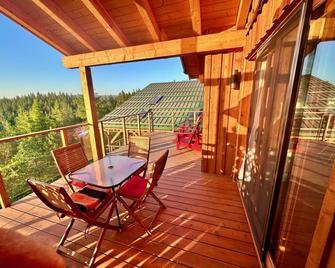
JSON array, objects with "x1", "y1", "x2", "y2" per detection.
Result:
[
  {"x1": 52, "y1": 143, "x2": 89, "y2": 192},
  {"x1": 27, "y1": 179, "x2": 118, "y2": 268},
  {"x1": 116, "y1": 150, "x2": 169, "y2": 233},
  {"x1": 175, "y1": 114, "x2": 202, "y2": 151},
  {"x1": 127, "y1": 136, "x2": 151, "y2": 177}
]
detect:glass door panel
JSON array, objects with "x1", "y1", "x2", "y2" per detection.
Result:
[
  {"x1": 242, "y1": 8, "x2": 303, "y2": 253},
  {"x1": 269, "y1": 1, "x2": 335, "y2": 266}
]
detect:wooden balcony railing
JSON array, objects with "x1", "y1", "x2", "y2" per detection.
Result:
[
  {"x1": 0, "y1": 122, "x2": 88, "y2": 208},
  {"x1": 101, "y1": 110, "x2": 202, "y2": 152},
  {"x1": 0, "y1": 110, "x2": 202, "y2": 209}
]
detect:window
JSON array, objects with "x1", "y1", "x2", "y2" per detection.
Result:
[{"x1": 150, "y1": 96, "x2": 163, "y2": 105}]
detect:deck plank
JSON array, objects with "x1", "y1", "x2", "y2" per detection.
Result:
[{"x1": 0, "y1": 132, "x2": 259, "y2": 267}]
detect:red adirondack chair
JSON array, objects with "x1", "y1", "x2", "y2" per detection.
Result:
[{"x1": 175, "y1": 114, "x2": 202, "y2": 151}]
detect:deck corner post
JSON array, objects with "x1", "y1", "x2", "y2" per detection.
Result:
[{"x1": 0, "y1": 173, "x2": 10, "y2": 208}]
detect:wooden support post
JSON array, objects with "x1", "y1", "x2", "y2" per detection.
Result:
[
  {"x1": 137, "y1": 114, "x2": 141, "y2": 136},
  {"x1": 60, "y1": 129, "x2": 69, "y2": 147},
  {"x1": 99, "y1": 121, "x2": 106, "y2": 156},
  {"x1": 171, "y1": 113, "x2": 175, "y2": 132},
  {"x1": 80, "y1": 66, "x2": 103, "y2": 161},
  {"x1": 193, "y1": 111, "x2": 197, "y2": 125},
  {"x1": 0, "y1": 173, "x2": 10, "y2": 208},
  {"x1": 107, "y1": 129, "x2": 112, "y2": 153},
  {"x1": 122, "y1": 117, "x2": 127, "y2": 145}
]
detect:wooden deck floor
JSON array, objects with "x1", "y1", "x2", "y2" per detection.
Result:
[{"x1": 0, "y1": 132, "x2": 259, "y2": 268}]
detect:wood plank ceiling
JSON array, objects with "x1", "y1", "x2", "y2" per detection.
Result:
[{"x1": 0, "y1": 0, "x2": 246, "y2": 78}]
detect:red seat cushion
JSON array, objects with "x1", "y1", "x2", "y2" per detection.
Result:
[
  {"x1": 117, "y1": 175, "x2": 148, "y2": 199},
  {"x1": 70, "y1": 180, "x2": 86, "y2": 188},
  {"x1": 71, "y1": 187, "x2": 107, "y2": 212}
]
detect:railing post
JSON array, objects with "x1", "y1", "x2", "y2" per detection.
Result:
[
  {"x1": 107, "y1": 129, "x2": 112, "y2": 153},
  {"x1": 137, "y1": 114, "x2": 141, "y2": 136},
  {"x1": 171, "y1": 113, "x2": 175, "y2": 132},
  {"x1": 0, "y1": 173, "x2": 10, "y2": 208},
  {"x1": 193, "y1": 111, "x2": 197, "y2": 125},
  {"x1": 99, "y1": 121, "x2": 106, "y2": 156},
  {"x1": 60, "y1": 129, "x2": 69, "y2": 147},
  {"x1": 147, "y1": 112, "x2": 151, "y2": 132},
  {"x1": 122, "y1": 117, "x2": 127, "y2": 145},
  {"x1": 322, "y1": 114, "x2": 332, "y2": 141}
]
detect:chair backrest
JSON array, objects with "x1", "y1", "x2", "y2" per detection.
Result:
[
  {"x1": 143, "y1": 150, "x2": 169, "y2": 199},
  {"x1": 128, "y1": 136, "x2": 150, "y2": 162},
  {"x1": 151, "y1": 150, "x2": 169, "y2": 184},
  {"x1": 52, "y1": 143, "x2": 88, "y2": 179},
  {"x1": 27, "y1": 179, "x2": 77, "y2": 217}
]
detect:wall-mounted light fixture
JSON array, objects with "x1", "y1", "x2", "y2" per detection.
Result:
[{"x1": 231, "y1": 69, "x2": 240, "y2": 90}]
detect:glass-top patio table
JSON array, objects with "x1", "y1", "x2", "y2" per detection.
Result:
[{"x1": 69, "y1": 155, "x2": 146, "y2": 230}]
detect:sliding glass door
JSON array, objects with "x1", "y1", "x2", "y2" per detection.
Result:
[
  {"x1": 241, "y1": 6, "x2": 305, "y2": 254},
  {"x1": 269, "y1": 0, "x2": 335, "y2": 266}
]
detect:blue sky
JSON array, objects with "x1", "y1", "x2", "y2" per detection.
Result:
[
  {"x1": 0, "y1": 14, "x2": 188, "y2": 98},
  {"x1": 310, "y1": 41, "x2": 335, "y2": 84}
]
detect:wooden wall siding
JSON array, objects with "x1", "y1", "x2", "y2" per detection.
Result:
[
  {"x1": 233, "y1": 60, "x2": 255, "y2": 177},
  {"x1": 201, "y1": 52, "x2": 244, "y2": 175},
  {"x1": 245, "y1": 0, "x2": 300, "y2": 60},
  {"x1": 201, "y1": 55, "x2": 212, "y2": 173},
  {"x1": 309, "y1": 0, "x2": 335, "y2": 43}
]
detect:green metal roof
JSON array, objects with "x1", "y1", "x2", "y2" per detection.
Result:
[{"x1": 102, "y1": 80, "x2": 204, "y2": 131}]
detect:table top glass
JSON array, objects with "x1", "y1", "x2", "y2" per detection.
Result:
[{"x1": 69, "y1": 155, "x2": 146, "y2": 188}]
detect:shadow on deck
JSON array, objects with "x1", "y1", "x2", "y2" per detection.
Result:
[{"x1": 0, "y1": 132, "x2": 259, "y2": 267}]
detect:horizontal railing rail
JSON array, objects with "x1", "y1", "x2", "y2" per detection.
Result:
[
  {"x1": 0, "y1": 122, "x2": 89, "y2": 208},
  {"x1": 0, "y1": 122, "x2": 89, "y2": 144},
  {"x1": 100, "y1": 110, "x2": 202, "y2": 152}
]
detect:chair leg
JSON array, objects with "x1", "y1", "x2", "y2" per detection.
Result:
[
  {"x1": 129, "y1": 200, "x2": 137, "y2": 210},
  {"x1": 114, "y1": 204, "x2": 122, "y2": 232},
  {"x1": 116, "y1": 195, "x2": 151, "y2": 235},
  {"x1": 150, "y1": 192, "x2": 166, "y2": 209},
  {"x1": 88, "y1": 202, "x2": 116, "y2": 268},
  {"x1": 57, "y1": 218, "x2": 75, "y2": 250}
]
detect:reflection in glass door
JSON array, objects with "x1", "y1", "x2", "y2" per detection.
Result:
[
  {"x1": 241, "y1": 8, "x2": 304, "y2": 254},
  {"x1": 269, "y1": 0, "x2": 335, "y2": 266}
]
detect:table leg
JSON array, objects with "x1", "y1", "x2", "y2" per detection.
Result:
[{"x1": 112, "y1": 188, "x2": 122, "y2": 232}]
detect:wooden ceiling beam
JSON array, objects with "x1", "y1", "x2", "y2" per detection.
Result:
[
  {"x1": 62, "y1": 29, "x2": 246, "y2": 68},
  {"x1": 189, "y1": 0, "x2": 202, "y2": 35},
  {"x1": 133, "y1": 0, "x2": 161, "y2": 42},
  {"x1": 31, "y1": 0, "x2": 101, "y2": 51},
  {"x1": 81, "y1": 0, "x2": 129, "y2": 47},
  {"x1": 0, "y1": 0, "x2": 73, "y2": 55},
  {"x1": 236, "y1": 0, "x2": 252, "y2": 29}
]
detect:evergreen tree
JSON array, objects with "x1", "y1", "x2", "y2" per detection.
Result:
[{"x1": 29, "y1": 98, "x2": 48, "y2": 131}]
